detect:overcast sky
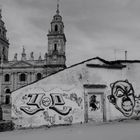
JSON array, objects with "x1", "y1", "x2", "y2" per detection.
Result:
[{"x1": 1, "y1": 0, "x2": 140, "y2": 65}]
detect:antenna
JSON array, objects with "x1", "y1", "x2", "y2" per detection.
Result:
[{"x1": 125, "y1": 50, "x2": 127, "y2": 60}]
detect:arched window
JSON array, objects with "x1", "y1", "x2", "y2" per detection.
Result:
[
  {"x1": 36, "y1": 73, "x2": 42, "y2": 81},
  {"x1": 20, "y1": 73, "x2": 26, "y2": 82},
  {"x1": 55, "y1": 25, "x2": 58, "y2": 32},
  {"x1": 5, "y1": 74, "x2": 10, "y2": 82},
  {"x1": 5, "y1": 88, "x2": 11, "y2": 94}
]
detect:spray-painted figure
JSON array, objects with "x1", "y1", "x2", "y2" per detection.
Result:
[
  {"x1": 89, "y1": 95, "x2": 100, "y2": 111},
  {"x1": 108, "y1": 80, "x2": 135, "y2": 117}
]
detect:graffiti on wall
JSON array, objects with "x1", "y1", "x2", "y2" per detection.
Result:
[
  {"x1": 63, "y1": 93, "x2": 82, "y2": 107},
  {"x1": 59, "y1": 115, "x2": 73, "y2": 124},
  {"x1": 89, "y1": 95, "x2": 100, "y2": 111},
  {"x1": 20, "y1": 93, "x2": 72, "y2": 116},
  {"x1": 108, "y1": 80, "x2": 140, "y2": 117},
  {"x1": 12, "y1": 87, "x2": 84, "y2": 127},
  {"x1": 43, "y1": 110, "x2": 55, "y2": 125},
  {"x1": 20, "y1": 93, "x2": 45, "y2": 115},
  {"x1": 49, "y1": 93, "x2": 72, "y2": 116},
  {"x1": 134, "y1": 96, "x2": 140, "y2": 115}
]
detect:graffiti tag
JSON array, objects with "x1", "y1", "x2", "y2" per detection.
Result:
[
  {"x1": 108, "y1": 80, "x2": 135, "y2": 117},
  {"x1": 134, "y1": 96, "x2": 140, "y2": 115},
  {"x1": 49, "y1": 93, "x2": 72, "y2": 116},
  {"x1": 43, "y1": 111, "x2": 55, "y2": 125},
  {"x1": 20, "y1": 93, "x2": 45, "y2": 115},
  {"x1": 20, "y1": 93, "x2": 72, "y2": 116},
  {"x1": 70, "y1": 93, "x2": 82, "y2": 106}
]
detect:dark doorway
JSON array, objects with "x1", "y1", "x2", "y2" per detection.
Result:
[{"x1": 5, "y1": 95, "x2": 10, "y2": 104}]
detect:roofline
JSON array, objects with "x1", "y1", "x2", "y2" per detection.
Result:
[
  {"x1": 111, "y1": 60, "x2": 140, "y2": 64},
  {"x1": 11, "y1": 56, "x2": 124, "y2": 93},
  {"x1": 86, "y1": 64, "x2": 126, "y2": 69},
  {"x1": 68, "y1": 57, "x2": 113, "y2": 68}
]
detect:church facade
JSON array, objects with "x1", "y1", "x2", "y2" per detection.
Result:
[{"x1": 0, "y1": 5, "x2": 66, "y2": 105}]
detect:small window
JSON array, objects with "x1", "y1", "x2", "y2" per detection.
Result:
[
  {"x1": 20, "y1": 73, "x2": 26, "y2": 82},
  {"x1": 36, "y1": 73, "x2": 42, "y2": 81},
  {"x1": 54, "y1": 44, "x2": 57, "y2": 51},
  {"x1": 55, "y1": 25, "x2": 58, "y2": 32},
  {"x1": 5, "y1": 74, "x2": 10, "y2": 82}
]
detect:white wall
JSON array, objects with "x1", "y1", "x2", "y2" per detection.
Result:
[
  {"x1": 12, "y1": 63, "x2": 88, "y2": 128},
  {"x1": 104, "y1": 63, "x2": 140, "y2": 121},
  {"x1": 12, "y1": 60, "x2": 140, "y2": 128}
]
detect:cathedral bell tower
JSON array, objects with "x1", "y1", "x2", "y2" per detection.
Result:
[
  {"x1": 46, "y1": 1, "x2": 66, "y2": 73},
  {"x1": 0, "y1": 9, "x2": 9, "y2": 63}
]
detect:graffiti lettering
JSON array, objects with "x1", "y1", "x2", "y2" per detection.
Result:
[
  {"x1": 20, "y1": 93, "x2": 72, "y2": 116},
  {"x1": 43, "y1": 111, "x2": 55, "y2": 125},
  {"x1": 49, "y1": 93, "x2": 72, "y2": 115},
  {"x1": 20, "y1": 93, "x2": 45, "y2": 115},
  {"x1": 70, "y1": 93, "x2": 82, "y2": 106},
  {"x1": 49, "y1": 106, "x2": 72, "y2": 116},
  {"x1": 134, "y1": 96, "x2": 140, "y2": 115},
  {"x1": 42, "y1": 97, "x2": 51, "y2": 107},
  {"x1": 63, "y1": 116, "x2": 73, "y2": 124},
  {"x1": 13, "y1": 104, "x2": 22, "y2": 116}
]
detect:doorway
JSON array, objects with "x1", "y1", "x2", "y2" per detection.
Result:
[
  {"x1": 84, "y1": 84, "x2": 106, "y2": 123},
  {"x1": 88, "y1": 92, "x2": 104, "y2": 122}
]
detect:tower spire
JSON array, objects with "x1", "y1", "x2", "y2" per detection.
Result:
[
  {"x1": 47, "y1": 0, "x2": 66, "y2": 70},
  {"x1": 0, "y1": 6, "x2": 2, "y2": 19},
  {"x1": 56, "y1": 0, "x2": 60, "y2": 14}
]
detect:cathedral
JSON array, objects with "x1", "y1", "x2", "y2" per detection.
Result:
[{"x1": 0, "y1": 3, "x2": 66, "y2": 105}]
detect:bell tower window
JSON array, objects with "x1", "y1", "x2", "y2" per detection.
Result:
[
  {"x1": 5, "y1": 74, "x2": 10, "y2": 82},
  {"x1": 54, "y1": 44, "x2": 57, "y2": 51},
  {"x1": 55, "y1": 25, "x2": 58, "y2": 32}
]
